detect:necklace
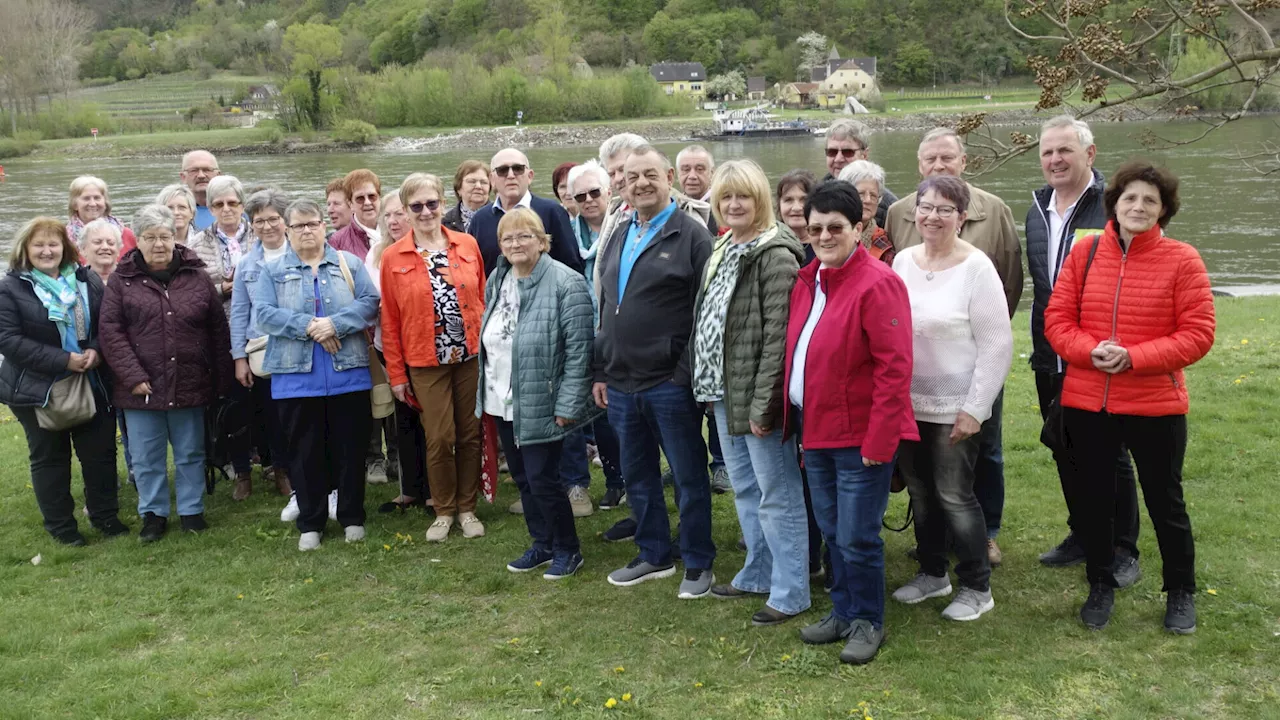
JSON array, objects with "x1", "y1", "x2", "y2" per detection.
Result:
[{"x1": 921, "y1": 248, "x2": 955, "y2": 281}]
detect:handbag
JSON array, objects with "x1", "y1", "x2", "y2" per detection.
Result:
[
  {"x1": 335, "y1": 251, "x2": 395, "y2": 419},
  {"x1": 36, "y1": 372, "x2": 96, "y2": 431},
  {"x1": 1040, "y1": 234, "x2": 1101, "y2": 455},
  {"x1": 245, "y1": 336, "x2": 270, "y2": 378}
]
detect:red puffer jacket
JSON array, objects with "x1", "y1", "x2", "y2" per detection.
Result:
[{"x1": 1044, "y1": 220, "x2": 1215, "y2": 417}]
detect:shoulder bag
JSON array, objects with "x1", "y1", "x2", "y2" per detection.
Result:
[
  {"x1": 1040, "y1": 234, "x2": 1101, "y2": 455},
  {"x1": 336, "y1": 252, "x2": 395, "y2": 420}
]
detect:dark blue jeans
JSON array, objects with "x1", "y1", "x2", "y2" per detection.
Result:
[
  {"x1": 496, "y1": 419, "x2": 579, "y2": 555},
  {"x1": 974, "y1": 389, "x2": 1004, "y2": 539},
  {"x1": 607, "y1": 381, "x2": 715, "y2": 570},
  {"x1": 559, "y1": 428, "x2": 592, "y2": 490},
  {"x1": 805, "y1": 446, "x2": 894, "y2": 628},
  {"x1": 592, "y1": 414, "x2": 625, "y2": 490},
  {"x1": 705, "y1": 407, "x2": 725, "y2": 471}
]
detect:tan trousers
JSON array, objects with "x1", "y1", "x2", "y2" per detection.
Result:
[{"x1": 408, "y1": 358, "x2": 481, "y2": 516}]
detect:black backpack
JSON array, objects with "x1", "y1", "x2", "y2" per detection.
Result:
[{"x1": 204, "y1": 396, "x2": 248, "y2": 494}]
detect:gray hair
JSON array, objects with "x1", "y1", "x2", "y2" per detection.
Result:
[
  {"x1": 154, "y1": 183, "x2": 196, "y2": 212},
  {"x1": 285, "y1": 199, "x2": 324, "y2": 225},
  {"x1": 676, "y1": 144, "x2": 714, "y2": 169},
  {"x1": 567, "y1": 160, "x2": 610, "y2": 193},
  {"x1": 1040, "y1": 114, "x2": 1095, "y2": 148},
  {"x1": 598, "y1": 133, "x2": 648, "y2": 165},
  {"x1": 827, "y1": 119, "x2": 871, "y2": 149},
  {"x1": 78, "y1": 218, "x2": 122, "y2": 250},
  {"x1": 132, "y1": 204, "x2": 176, "y2": 237},
  {"x1": 918, "y1": 127, "x2": 966, "y2": 157},
  {"x1": 245, "y1": 189, "x2": 290, "y2": 220},
  {"x1": 205, "y1": 175, "x2": 245, "y2": 205},
  {"x1": 629, "y1": 144, "x2": 672, "y2": 173},
  {"x1": 837, "y1": 160, "x2": 887, "y2": 194}
]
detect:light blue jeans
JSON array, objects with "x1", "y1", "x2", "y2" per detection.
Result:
[
  {"x1": 124, "y1": 407, "x2": 206, "y2": 518},
  {"x1": 713, "y1": 402, "x2": 811, "y2": 615}
]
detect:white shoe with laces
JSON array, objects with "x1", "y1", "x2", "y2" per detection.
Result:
[
  {"x1": 280, "y1": 494, "x2": 299, "y2": 523},
  {"x1": 941, "y1": 587, "x2": 995, "y2": 621},
  {"x1": 328, "y1": 490, "x2": 338, "y2": 521},
  {"x1": 298, "y1": 531, "x2": 321, "y2": 551}
]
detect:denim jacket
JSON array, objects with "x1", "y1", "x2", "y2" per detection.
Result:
[
  {"x1": 251, "y1": 244, "x2": 380, "y2": 374},
  {"x1": 228, "y1": 243, "x2": 274, "y2": 360}
]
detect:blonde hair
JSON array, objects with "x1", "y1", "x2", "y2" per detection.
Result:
[
  {"x1": 370, "y1": 193, "x2": 404, "y2": 269},
  {"x1": 496, "y1": 207, "x2": 551, "y2": 254},
  {"x1": 709, "y1": 159, "x2": 776, "y2": 235},
  {"x1": 10, "y1": 217, "x2": 78, "y2": 272},
  {"x1": 68, "y1": 175, "x2": 112, "y2": 219},
  {"x1": 78, "y1": 218, "x2": 123, "y2": 251},
  {"x1": 398, "y1": 172, "x2": 445, "y2": 208}
]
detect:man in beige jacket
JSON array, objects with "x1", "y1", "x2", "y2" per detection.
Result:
[{"x1": 883, "y1": 126, "x2": 1023, "y2": 568}]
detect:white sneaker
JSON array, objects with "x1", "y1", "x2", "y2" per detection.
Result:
[
  {"x1": 366, "y1": 460, "x2": 388, "y2": 484},
  {"x1": 459, "y1": 512, "x2": 485, "y2": 538},
  {"x1": 344, "y1": 525, "x2": 366, "y2": 543},
  {"x1": 328, "y1": 490, "x2": 338, "y2": 521},
  {"x1": 892, "y1": 572, "x2": 953, "y2": 604},
  {"x1": 568, "y1": 486, "x2": 593, "y2": 518},
  {"x1": 280, "y1": 494, "x2": 299, "y2": 522},
  {"x1": 941, "y1": 587, "x2": 995, "y2": 621},
  {"x1": 298, "y1": 531, "x2": 321, "y2": 551}
]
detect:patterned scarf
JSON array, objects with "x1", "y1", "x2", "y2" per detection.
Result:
[
  {"x1": 67, "y1": 214, "x2": 124, "y2": 246},
  {"x1": 25, "y1": 266, "x2": 87, "y2": 352},
  {"x1": 459, "y1": 203, "x2": 478, "y2": 230},
  {"x1": 214, "y1": 222, "x2": 249, "y2": 275}
]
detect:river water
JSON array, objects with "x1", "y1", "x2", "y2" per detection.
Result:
[{"x1": 1, "y1": 117, "x2": 1276, "y2": 293}]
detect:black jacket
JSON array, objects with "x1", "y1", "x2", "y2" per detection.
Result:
[
  {"x1": 442, "y1": 203, "x2": 468, "y2": 234},
  {"x1": 1026, "y1": 169, "x2": 1107, "y2": 373},
  {"x1": 465, "y1": 193, "x2": 585, "y2": 276},
  {"x1": 0, "y1": 267, "x2": 106, "y2": 408},
  {"x1": 822, "y1": 173, "x2": 897, "y2": 229},
  {"x1": 593, "y1": 204, "x2": 713, "y2": 393}
]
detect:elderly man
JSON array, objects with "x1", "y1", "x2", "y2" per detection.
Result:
[
  {"x1": 328, "y1": 169, "x2": 381, "y2": 258},
  {"x1": 823, "y1": 119, "x2": 897, "y2": 228},
  {"x1": 465, "y1": 147, "x2": 583, "y2": 275},
  {"x1": 325, "y1": 178, "x2": 351, "y2": 238},
  {"x1": 1026, "y1": 115, "x2": 1140, "y2": 584},
  {"x1": 594, "y1": 144, "x2": 716, "y2": 598},
  {"x1": 677, "y1": 145, "x2": 715, "y2": 201},
  {"x1": 180, "y1": 150, "x2": 221, "y2": 231},
  {"x1": 884, "y1": 127, "x2": 1023, "y2": 567}
]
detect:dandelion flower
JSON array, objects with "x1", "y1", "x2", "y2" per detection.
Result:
[
  {"x1": 534, "y1": 680, "x2": 542, "y2": 687},
  {"x1": 694, "y1": 682, "x2": 704, "y2": 688},
  {"x1": 236, "y1": 594, "x2": 244, "y2": 600},
  {"x1": 622, "y1": 693, "x2": 632, "y2": 702},
  {"x1": 1207, "y1": 588, "x2": 1218, "y2": 596},
  {"x1": 605, "y1": 697, "x2": 618, "y2": 709},
  {"x1": 614, "y1": 665, "x2": 625, "y2": 673},
  {"x1": 780, "y1": 654, "x2": 792, "y2": 662},
  {"x1": 383, "y1": 544, "x2": 392, "y2": 550},
  {"x1": 304, "y1": 578, "x2": 313, "y2": 584},
  {"x1": 1241, "y1": 338, "x2": 1249, "y2": 345}
]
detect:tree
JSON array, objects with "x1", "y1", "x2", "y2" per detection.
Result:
[
  {"x1": 532, "y1": 0, "x2": 574, "y2": 78},
  {"x1": 892, "y1": 41, "x2": 935, "y2": 85},
  {"x1": 282, "y1": 22, "x2": 343, "y2": 129},
  {"x1": 706, "y1": 70, "x2": 746, "y2": 99},
  {"x1": 795, "y1": 31, "x2": 829, "y2": 78},
  {"x1": 0, "y1": 0, "x2": 93, "y2": 132}
]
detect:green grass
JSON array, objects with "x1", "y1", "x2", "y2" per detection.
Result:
[
  {"x1": 1, "y1": 297, "x2": 1277, "y2": 719},
  {"x1": 69, "y1": 71, "x2": 272, "y2": 120}
]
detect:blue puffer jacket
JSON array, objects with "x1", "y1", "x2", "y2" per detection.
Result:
[{"x1": 476, "y1": 253, "x2": 600, "y2": 445}]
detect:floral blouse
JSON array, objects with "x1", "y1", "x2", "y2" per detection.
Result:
[{"x1": 420, "y1": 247, "x2": 471, "y2": 364}]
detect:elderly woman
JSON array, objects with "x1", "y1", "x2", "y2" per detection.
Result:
[
  {"x1": 0, "y1": 217, "x2": 125, "y2": 545},
  {"x1": 78, "y1": 219, "x2": 122, "y2": 284},
  {"x1": 66, "y1": 175, "x2": 137, "y2": 252},
  {"x1": 442, "y1": 160, "x2": 492, "y2": 233},
  {"x1": 381, "y1": 173, "x2": 486, "y2": 542},
  {"x1": 477, "y1": 208, "x2": 596, "y2": 578},
  {"x1": 890, "y1": 176, "x2": 1012, "y2": 622},
  {"x1": 837, "y1": 161, "x2": 895, "y2": 265},
  {"x1": 100, "y1": 205, "x2": 233, "y2": 543},
  {"x1": 775, "y1": 170, "x2": 817, "y2": 262},
  {"x1": 1046, "y1": 161, "x2": 1214, "y2": 634},
  {"x1": 552, "y1": 161, "x2": 579, "y2": 218},
  {"x1": 252, "y1": 199, "x2": 381, "y2": 551},
  {"x1": 190, "y1": 174, "x2": 251, "y2": 307},
  {"x1": 155, "y1": 184, "x2": 200, "y2": 246},
  {"x1": 228, "y1": 189, "x2": 294, "y2": 509},
  {"x1": 689, "y1": 160, "x2": 807, "y2": 625}
]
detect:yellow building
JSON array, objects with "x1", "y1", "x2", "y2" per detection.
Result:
[
  {"x1": 649, "y1": 62, "x2": 708, "y2": 99},
  {"x1": 811, "y1": 52, "x2": 880, "y2": 106}
]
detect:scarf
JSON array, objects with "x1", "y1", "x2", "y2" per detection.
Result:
[
  {"x1": 144, "y1": 253, "x2": 183, "y2": 286},
  {"x1": 459, "y1": 203, "x2": 478, "y2": 230},
  {"x1": 67, "y1": 214, "x2": 124, "y2": 246},
  {"x1": 25, "y1": 266, "x2": 88, "y2": 353},
  {"x1": 574, "y1": 215, "x2": 602, "y2": 260},
  {"x1": 214, "y1": 222, "x2": 249, "y2": 276}
]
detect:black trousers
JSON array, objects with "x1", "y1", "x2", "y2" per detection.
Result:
[
  {"x1": 376, "y1": 350, "x2": 428, "y2": 499},
  {"x1": 1063, "y1": 408, "x2": 1195, "y2": 592},
  {"x1": 1036, "y1": 371, "x2": 1140, "y2": 556},
  {"x1": 12, "y1": 401, "x2": 119, "y2": 539},
  {"x1": 250, "y1": 375, "x2": 289, "y2": 471},
  {"x1": 277, "y1": 391, "x2": 372, "y2": 533},
  {"x1": 495, "y1": 418, "x2": 579, "y2": 555}
]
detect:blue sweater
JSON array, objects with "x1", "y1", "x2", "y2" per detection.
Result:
[{"x1": 466, "y1": 193, "x2": 585, "y2": 277}]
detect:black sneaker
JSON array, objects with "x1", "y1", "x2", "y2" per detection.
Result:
[
  {"x1": 1164, "y1": 589, "x2": 1196, "y2": 635},
  {"x1": 1080, "y1": 583, "x2": 1115, "y2": 630},
  {"x1": 55, "y1": 530, "x2": 87, "y2": 547},
  {"x1": 1040, "y1": 533, "x2": 1087, "y2": 567},
  {"x1": 93, "y1": 516, "x2": 130, "y2": 538},
  {"x1": 180, "y1": 514, "x2": 209, "y2": 533},
  {"x1": 599, "y1": 488, "x2": 626, "y2": 510},
  {"x1": 139, "y1": 512, "x2": 167, "y2": 543},
  {"x1": 1111, "y1": 553, "x2": 1142, "y2": 589},
  {"x1": 602, "y1": 517, "x2": 637, "y2": 543}
]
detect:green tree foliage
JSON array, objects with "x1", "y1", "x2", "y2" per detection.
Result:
[
  {"x1": 282, "y1": 22, "x2": 343, "y2": 129},
  {"x1": 893, "y1": 41, "x2": 935, "y2": 85},
  {"x1": 706, "y1": 71, "x2": 747, "y2": 99}
]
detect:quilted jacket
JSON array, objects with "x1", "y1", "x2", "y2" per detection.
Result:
[
  {"x1": 692, "y1": 223, "x2": 804, "y2": 436},
  {"x1": 188, "y1": 225, "x2": 254, "y2": 316},
  {"x1": 475, "y1": 253, "x2": 600, "y2": 445},
  {"x1": 0, "y1": 267, "x2": 106, "y2": 408},
  {"x1": 1044, "y1": 220, "x2": 1215, "y2": 417}
]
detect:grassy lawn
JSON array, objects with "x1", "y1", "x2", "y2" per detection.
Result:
[{"x1": 1, "y1": 297, "x2": 1277, "y2": 719}]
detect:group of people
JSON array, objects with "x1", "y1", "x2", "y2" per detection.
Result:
[{"x1": 0, "y1": 115, "x2": 1216, "y2": 666}]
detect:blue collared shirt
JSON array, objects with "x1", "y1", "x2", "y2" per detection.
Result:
[{"x1": 617, "y1": 200, "x2": 678, "y2": 305}]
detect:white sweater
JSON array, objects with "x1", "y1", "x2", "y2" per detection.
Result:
[{"x1": 893, "y1": 246, "x2": 1013, "y2": 425}]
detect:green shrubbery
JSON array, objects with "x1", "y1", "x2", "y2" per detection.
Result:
[
  {"x1": 0, "y1": 131, "x2": 43, "y2": 159},
  {"x1": 333, "y1": 119, "x2": 378, "y2": 145}
]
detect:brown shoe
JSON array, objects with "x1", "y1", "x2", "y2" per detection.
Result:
[
  {"x1": 987, "y1": 539, "x2": 1003, "y2": 568},
  {"x1": 751, "y1": 606, "x2": 800, "y2": 627},
  {"x1": 273, "y1": 468, "x2": 292, "y2": 496},
  {"x1": 232, "y1": 472, "x2": 252, "y2": 501}
]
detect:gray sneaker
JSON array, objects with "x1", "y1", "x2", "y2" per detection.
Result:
[
  {"x1": 892, "y1": 573, "x2": 953, "y2": 604},
  {"x1": 941, "y1": 586, "x2": 995, "y2": 621},
  {"x1": 366, "y1": 459, "x2": 388, "y2": 484},
  {"x1": 607, "y1": 557, "x2": 676, "y2": 587},
  {"x1": 839, "y1": 619, "x2": 884, "y2": 665},
  {"x1": 710, "y1": 467, "x2": 732, "y2": 494},
  {"x1": 799, "y1": 613, "x2": 851, "y2": 645},
  {"x1": 677, "y1": 568, "x2": 714, "y2": 599}
]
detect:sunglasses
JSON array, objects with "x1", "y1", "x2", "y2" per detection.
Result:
[
  {"x1": 408, "y1": 199, "x2": 441, "y2": 215},
  {"x1": 825, "y1": 147, "x2": 865, "y2": 159},
  {"x1": 211, "y1": 199, "x2": 242, "y2": 209},
  {"x1": 573, "y1": 188, "x2": 603, "y2": 204},
  {"x1": 493, "y1": 164, "x2": 528, "y2": 177},
  {"x1": 353, "y1": 193, "x2": 379, "y2": 205}
]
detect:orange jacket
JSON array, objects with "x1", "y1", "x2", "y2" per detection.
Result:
[
  {"x1": 1044, "y1": 221, "x2": 1215, "y2": 417},
  {"x1": 379, "y1": 227, "x2": 486, "y2": 386}
]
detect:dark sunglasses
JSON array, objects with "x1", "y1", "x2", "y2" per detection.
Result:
[
  {"x1": 493, "y1": 164, "x2": 528, "y2": 177},
  {"x1": 825, "y1": 147, "x2": 864, "y2": 159},
  {"x1": 573, "y1": 188, "x2": 603, "y2": 204},
  {"x1": 408, "y1": 199, "x2": 441, "y2": 214}
]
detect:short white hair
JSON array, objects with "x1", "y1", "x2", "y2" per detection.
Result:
[
  {"x1": 78, "y1": 218, "x2": 122, "y2": 250},
  {"x1": 567, "y1": 160, "x2": 610, "y2": 193},
  {"x1": 918, "y1": 127, "x2": 965, "y2": 157},
  {"x1": 205, "y1": 175, "x2": 244, "y2": 205},
  {"x1": 1040, "y1": 114, "x2": 1095, "y2": 148},
  {"x1": 837, "y1": 160, "x2": 886, "y2": 194},
  {"x1": 598, "y1": 133, "x2": 648, "y2": 165},
  {"x1": 154, "y1": 183, "x2": 196, "y2": 212},
  {"x1": 676, "y1": 145, "x2": 714, "y2": 169}
]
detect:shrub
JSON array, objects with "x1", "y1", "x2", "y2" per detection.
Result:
[
  {"x1": 0, "y1": 131, "x2": 42, "y2": 158},
  {"x1": 333, "y1": 119, "x2": 378, "y2": 145},
  {"x1": 256, "y1": 119, "x2": 285, "y2": 144}
]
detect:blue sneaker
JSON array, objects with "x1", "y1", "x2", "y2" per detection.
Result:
[
  {"x1": 543, "y1": 552, "x2": 584, "y2": 580},
  {"x1": 507, "y1": 548, "x2": 554, "y2": 573}
]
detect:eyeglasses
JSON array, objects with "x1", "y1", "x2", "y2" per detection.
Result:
[
  {"x1": 573, "y1": 188, "x2": 603, "y2": 204},
  {"x1": 251, "y1": 216, "x2": 283, "y2": 229},
  {"x1": 806, "y1": 223, "x2": 852, "y2": 237},
  {"x1": 493, "y1": 164, "x2": 528, "y2": 177},
  {"x1": 825, "y1": 147, "x2": 865, "y2": 159},
  {"x1": 211, "y1": 200, "x2": 241, "y2": 210},
  {"x1": 916, "y1": 203, "x2": 959, "y2": 219},
  {"x1": 500, "y1": 232, "x2": 539, "y2": 247},
  {"x1": 462, "y1": 178, "x2": 489, "y2": 187},
  {"x1": 408, "y1": 199, "x2": 441, "y2": 215},
  {"x1": 353, "y1": 193, "x2": 379, "y2": 205},
  {"x1": 289, "y1": 220, "x2": 324, "y2": 232},
  {"x1": 138, "y1": 232, "x2": 175, "y2": 244},
  {"x1": 858, "y1": 190, "x2": 880, "y2": 202},
  {"x1": 183, "y1": 166, "x2": 217, "y2": 176}
]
